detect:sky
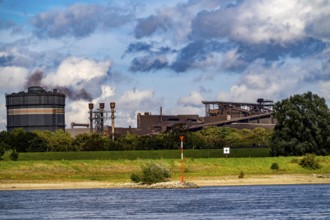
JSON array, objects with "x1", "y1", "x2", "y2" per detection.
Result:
[{"x1": 0, "y1": 0, "x2": 329, "y2": 130}]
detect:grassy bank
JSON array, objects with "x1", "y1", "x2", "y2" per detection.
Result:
[
  {"x1": 1, "y1": 156, "x2": 330, "y2": 184},
  {"x1": 1, "y1": 148, "x2": 270, "y2": 161}
]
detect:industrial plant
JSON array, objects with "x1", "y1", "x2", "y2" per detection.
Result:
[
  {"x1": 6, "y1": 86, "x2": 65, "y2": 132},
  {"x1": 84, "y1": 99, "x2": 275, "y2": 137},
  {"x1": 135, "y1": 99, "x2": 275, "y2": 135},
  {"x1": 5, "y1": 87, "x2": 275, "y2": 136}
]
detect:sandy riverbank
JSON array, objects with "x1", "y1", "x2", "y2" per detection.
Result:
[{"x1": 1, "y1": 174, "x2": 329, "y2": 191}]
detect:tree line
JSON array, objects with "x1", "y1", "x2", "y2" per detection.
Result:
[
  {"x1": 0, "y1": 126, "x2": 272, "y2": 154},
  {"x1": 1, "y1": 92, "x2": 329, "y2": 157}
]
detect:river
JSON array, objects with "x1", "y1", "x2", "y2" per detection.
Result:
[{"x1": 1, "y1": 184, "x2": 329, "y2": 219}]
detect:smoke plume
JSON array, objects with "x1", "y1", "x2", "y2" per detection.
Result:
[
  {"x1": 25, "y1": 69, "x2": 44, "y2": 88},
  {"x1": 25, "y1": 69, "x2": 93, "y2": 101}
]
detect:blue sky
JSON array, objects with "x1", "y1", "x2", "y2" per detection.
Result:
[{"x1": 0, "y1": 0, "x2": 329, "y2": 129}]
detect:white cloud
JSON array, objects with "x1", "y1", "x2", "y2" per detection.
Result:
[
  {"x1": 116, "y1": 88, "x2": 161, "y2": 127},
  {"x1": 178, "y1": 91, "x2": 203, "y2": 107},
  {"x1": 0, "y1": 66, "x2": 29, "y2": 92},
  {"x1": 217, "y1": 56, "x2": 326, "y2": 103},
  {"x1": 100, "y1": 85, "x2": 116, "y2": 100},
  {"x1": 42, "y1": 57, "x2": 111, "y2": 88},
  {"x1": 118, "y1": 89, "x2": 154, "y2": 107},
  {"x1": 192, "y1": 0, "x2": 330, "y2": 44},
  {"x1": 65, "y1": 100, "x2": 90, "y2": 125},
  {"x1": 233, "y1": 0, "x2": 307, "y2": 43},
  {"x1": 319, "y1": 81, "x2": 330, "y2": 102}
]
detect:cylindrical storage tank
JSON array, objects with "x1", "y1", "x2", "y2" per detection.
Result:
[{"x1": 6, "y1": 86, "x2": 66, "y2": 132}]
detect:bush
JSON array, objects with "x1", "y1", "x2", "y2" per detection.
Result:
[
  {"x1": 131, "y1": 162, "x2": 171, "y2": 185},
  {"x1": 299, "y1": 154, "x2": 321, "y2": 170},
  {"x1": 270, "y1": 162, "x2": 279, "y2": 170},
  {"x1": 10, "y1": 149, "x2": 19, "y2": 161},
  {"x1": 238, "y1": 171, "x2": 244, "y2": 178},
  {"x1": 130, "y1": 173, "x2": 141, "y2": 183}
]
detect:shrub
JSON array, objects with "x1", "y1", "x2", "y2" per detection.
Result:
[
  {"x1": 131, "y1": 162, "x2": 171, "y2": 185},
  {"x1": 299, "y1": 154, "x2": 321, "y2": 170},
  {"x1": 238, "y1": 171, "x2": 244, "y2": 178},
  {"x1": 10, "y1": 149, "x2": 19, "y2": 161},
  {"x1": 130, "y1": 173, "x2": 141, "y2": 183},
  {"x1": 270, "y1": 162, "x2": 279, "y2": 170},
  {"x1": 142, "y1": 162, "x2": 171, "y2": 184}
]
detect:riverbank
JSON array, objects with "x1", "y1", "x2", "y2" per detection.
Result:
[{"x1": 1, "y1": 174, "x2": 329, "y2": 191}]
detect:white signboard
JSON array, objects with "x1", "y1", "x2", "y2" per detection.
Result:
[{"x1": 223, "y1": 147, "x2": 230, "y2": 155}]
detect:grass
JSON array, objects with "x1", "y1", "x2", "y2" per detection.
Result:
[
  {"x1": 1, "y1": 148, "x2": 270, "y2": 161},
  {"x1": 1, "y1": 156, "x2": 330, "y2": 183}
]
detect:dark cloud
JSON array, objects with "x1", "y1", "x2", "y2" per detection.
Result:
[
  {"x1": 237, "y1": 37, "x2": 326, "y2": 63},
  {"x1": 306, "y1": 15, "x2": 330, "y2": 40},
  {"x1": 56, "y1": 87, "x2": 93, "y2": 101},
  {"x1": 0, "y1": 46, "x2": 66, "y2": 69},
  {"x1": 31, "y1": 3, "x2": 134, "y2": 39},
  {"x1": 130, "y1": 56, "x2": 168, "y2": 72},
  {"x1": 125, "y1": 41, "x2": 175, "y2": 72},
  {"x1": 126, "y1": 37, "x2": 326, "y2": 74},
  {"x1": 171, "y1": 40, "x2": 235, "y2": 72},
  {"x1": 0, "y1": 54, "x2": 14, "y2": 66},
  {"x1": 124, "y1": 42, "x2": 174, "y2": 58},
  {"x1": 171, "y1": 40, "x2": 208, "y2": 72},
  {"x1": 134, "y1": 15, "x2": 172, "y2": 38},
  {"x1": 191, "y1": 8, "x2": 232, "y2": 41},
  {"x1": 126, "y1": 42, "x2": 153, "y2": 53}
]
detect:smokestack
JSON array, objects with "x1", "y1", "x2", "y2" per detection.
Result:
[
  {"x1": 160, "y1": 106, "x2": 163, "y2": 123},
  {"x1": 89, "y1": 103, "x2": 94, "y2": 134},
  {"x1": 99, "y1": 103, "x2": 105, "y2": 134},
  {"x1": 110, "y1": 102, "x2": 116, "y2": 141}
]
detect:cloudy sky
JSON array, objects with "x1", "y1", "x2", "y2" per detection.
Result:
[{"x1": 1, "y1": 0, "x2": 329, "y2": 130}]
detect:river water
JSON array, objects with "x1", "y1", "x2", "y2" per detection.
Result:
[{"x1": 1, "y1": 184, "x2": 329, "y2": 219}]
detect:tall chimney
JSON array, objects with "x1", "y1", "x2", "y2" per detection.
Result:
[
  {"x1": 99, "y1": 103, "x2": 105, "y2": 134},
  {"x1": 110, "y1": 102, "x2": 116, "y2": 141},
  {"x1": 88, "y1": 103, "x2": 94, "y2": 134}
]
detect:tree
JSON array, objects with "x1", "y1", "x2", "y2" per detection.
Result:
[
  {"x1": 48, "y1": 129, "x2": 75, "y2": 151},
  {"x1": 10, "y1": 149, "x2": 19, "y2": 161},
  {"x1": 27, "y1": 135, "x2": 49, "y2": 152},
  {"x1": 73, "y1": 133, "x2": 91, "y2": 151},
  {"x1": 80, "y1": 133, "x2": 106, "y2": 151},
  {"x1": 271, "y1": 92, "x2": 330, "y2": 156},
  {"x1": 0, "y1": 142, "x2": 7, "y2": 160},
  {"x1": 8, "y1": 129, "x2": 40, "y2": 152}
]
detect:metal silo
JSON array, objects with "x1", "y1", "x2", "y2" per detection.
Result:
[{"x1": 6, "y1": 86, "x2": 66, "y2": 132}]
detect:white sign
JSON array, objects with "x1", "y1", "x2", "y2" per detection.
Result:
[{"x1": 223, "y1": 147, "x2": 230, "y2": 154}]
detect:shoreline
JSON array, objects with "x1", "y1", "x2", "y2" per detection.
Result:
[{"x1": 1, "y1": 174, "x2": 330, "y2": 191}]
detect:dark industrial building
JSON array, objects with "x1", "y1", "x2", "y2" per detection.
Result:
[
  {"x1": 6, "y1": 86, "x2": 66, "y2": 132},
  {"x1": 69, "y1": 98, "x2": 276, "y2": 137},
  {"x1": 135, "y1": 99, "x2": 275, "y2": 135}
]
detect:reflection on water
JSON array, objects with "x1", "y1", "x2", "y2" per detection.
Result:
[{"x1": 1, "y1": 184, "x2": 330, "y2": 219}]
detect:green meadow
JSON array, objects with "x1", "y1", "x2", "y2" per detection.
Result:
[
  {"x1": 2, "y1": 148, "x2": 269, "y2": 161},
  {"x1": 1, "y1": 149, "x2": 329, "y2": 183}
]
